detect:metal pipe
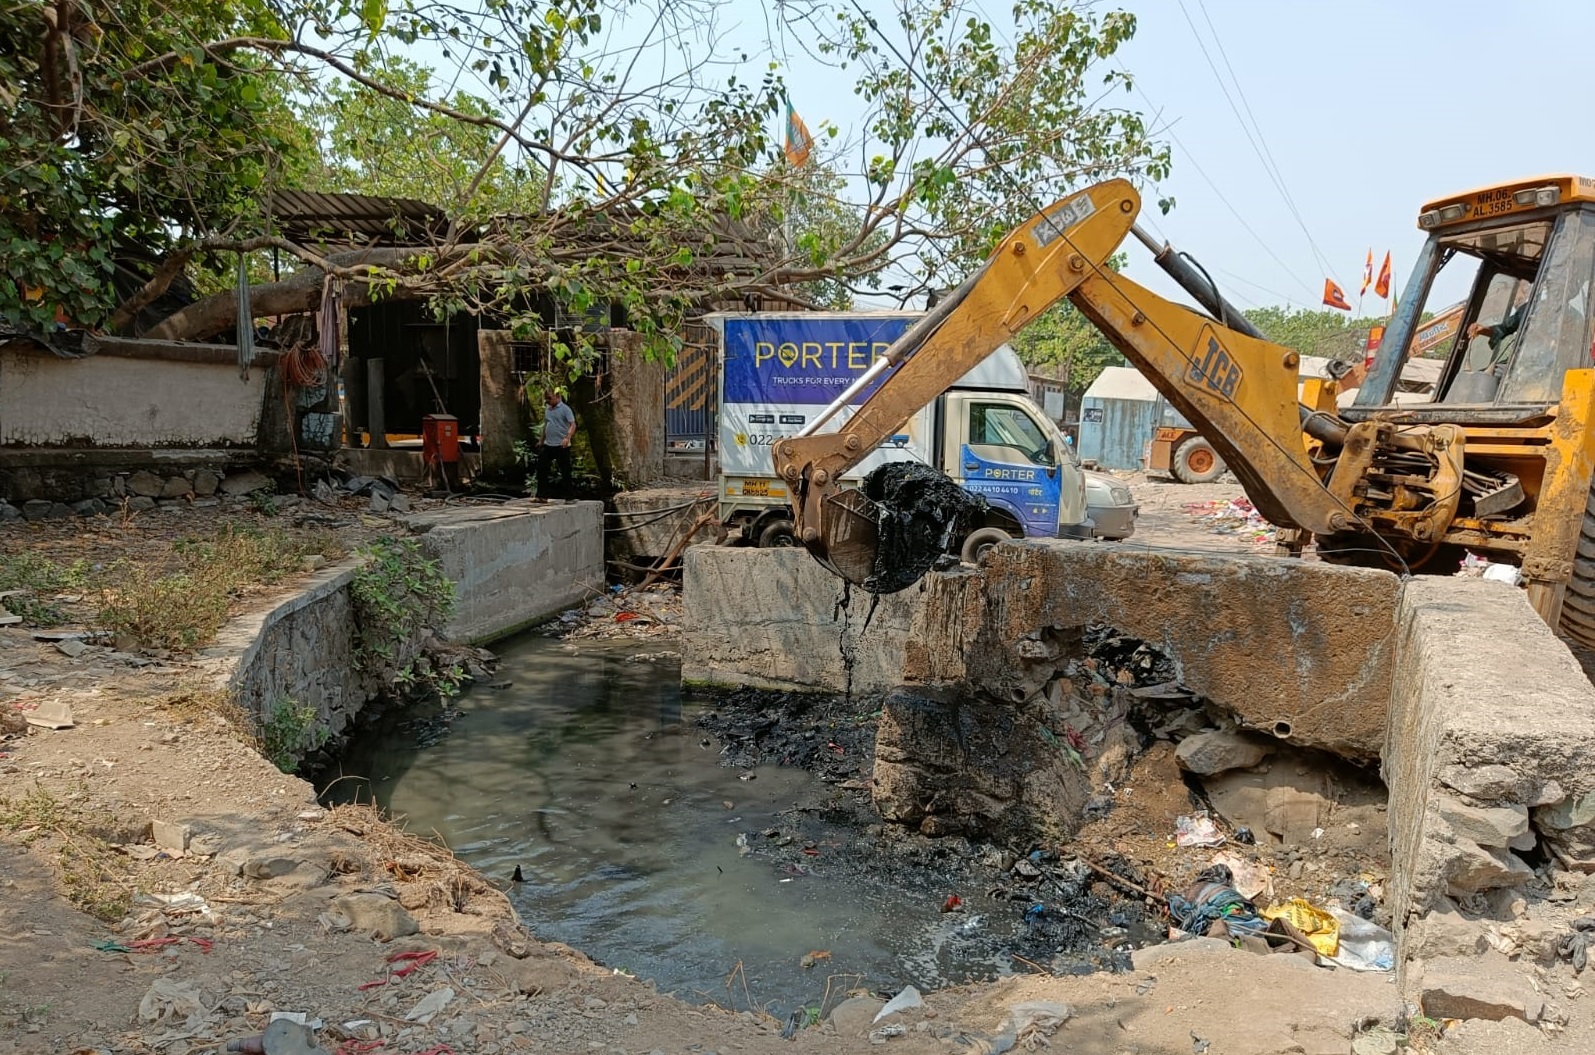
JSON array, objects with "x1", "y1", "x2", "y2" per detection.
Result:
[
  {"x1": 1132, "y1": 224, "x2": 1266, "y2": 341},
  {"x1": 796, "y1": 260, "x2": 988, "y2": 439}
]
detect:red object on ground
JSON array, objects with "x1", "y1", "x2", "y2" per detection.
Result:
[
  {"x1": 942, "y1": 895, "x2": 963, "y2": 913},
  {"x1": 359, "y1": 949, "x2": 439, "y2": 990}
]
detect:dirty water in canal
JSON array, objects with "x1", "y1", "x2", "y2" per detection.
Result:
[{"x1": 324, "y1": 634, "x2": 1138, "y2": 1012}]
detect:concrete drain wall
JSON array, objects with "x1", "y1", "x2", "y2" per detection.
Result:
[{"x1": 683, "y1": 541, "x2": 1595, "y2": 1008}]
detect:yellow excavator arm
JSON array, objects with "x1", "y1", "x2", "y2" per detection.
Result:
[{"x1": 773, "y1": 179, "x2": 1360, "y2": 581}]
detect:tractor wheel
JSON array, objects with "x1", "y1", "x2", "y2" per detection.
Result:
[
  {"x1": 1557, "y1": 489, "x2": 1595, "y2": 649},
  {"x1": 960, "y1": 526, "x2": 1014, "y2": 564},
  {"x1": 1172, "y1": 438, "x2": 1226, "y2": 484}
]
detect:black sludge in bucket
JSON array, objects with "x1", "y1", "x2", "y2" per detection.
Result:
[{"x1": 858, "y1": 462, "x2": 987, "y2": 594}]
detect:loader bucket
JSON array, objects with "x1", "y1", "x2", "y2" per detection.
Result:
[{"x1": 805, "y1": 463, "x2": 987, "y2": 594}]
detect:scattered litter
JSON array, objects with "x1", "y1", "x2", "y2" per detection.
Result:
[
  {"x1": 25, "y1": 699, "x2": 74, "y2": 729},
  {"x1": 799, "y1": 950, "x2": 831, "y2": 969},
  {"x1": 1174, "y1": 812, "x2": 1225, "y2": 848},
  {"x1": 874, "y1": 985, "x2": 923, "y2": 1022},
  {"x1": 1482, "y1": 563, "x2": 1523, "y2": 586},
  {"x1": 360, "y1": 949, "x2": 439, "y2": 990},
  {"x1": 1006, "y1": 1001, "x2": 1070, "y2": 1042},
  {"x1": 1261, "y1": 898, "x2": 1340, "y2": 958},
  {"x1": 1351, "y1": 1026, "x2": 1401, "y2": 1055},
  {"x1": 137, "y1": 977, "x2": 209, "y2": 1028},
  {"x1": 1167, "y1": 865, "x2": 1267, "y2": 940},
  {"x1": 1209, "y1": 851, "x2": 1272, "y2": 901},
  {"x1": 869, "y1": 1023, "x2": 907, "y2": 1040},
  {"x1": 1191, "y1": 1031, "x2": 1211, "y2": 1054},
  {"x1": 942, "y1": 894, "x2": 964, "y2": 913},
  {"x1": 1183, "y1": 496, "x2": 1277, "y2": 546},
  {"x1": 403, "y1": 986, "x2": 455, "y2": 1024},
  {"x1": 1557, "y1": 917, "x2": 1594, "y2": 974},
  {"x1": 1329, "y1": 908, "x2": 1395, "y2": 972}
]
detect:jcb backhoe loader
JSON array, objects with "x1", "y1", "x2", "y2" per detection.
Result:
[{"x1": 772, "y1": 175, "x2": 1595, "y2": 648}]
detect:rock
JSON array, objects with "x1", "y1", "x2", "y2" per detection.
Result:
[
  {"x1": 126, "y1": 496, "x2": 156, "y2": 512},
  {"x1": 1438, "y1": 763, "x2": 1521, "y2": 802},
  {"x1": 25, "y1": 699, "x2": 74, "y2": 729},
  {"x1": 1437, "y1": 797, "x2": 1530, "y2": 849},
  {"x1": 0, "y1": 502, "x2": 18, "y2": 520},
  {"x1": 55, "y1": 637, "x2": 88, "y2": 658},
  {"x1": 302, "y1": 555, "x2": 328, "y2": 572},
  {"x1": 152, "y1": 819, "x2": 192, "y2": 853},
  {"x1": 1175, "y1": 730, "x2": 1274, "y2": 775},
  {"x1": 21, "y1": 499, "x2": 53, "y2": 521},
  {"x1": 1409, "y1": 908, "x2": 1488, "y2": 959},
  {"x1": 1443, "y1": 839, "x2": 1536, "y2": 896},
  {"x1": 1130, "y1": 937, "x2": 1235, "y2": 971},
  {"x1": 160, "y1": 476, "x2": 193, "y2": 499},
  {"x1": 71, "y1": 498, "x2": 107, "y2": 517},
  {"x1": 830, "y1": 996, "x2": 886, "y2": 1036},
  {"x1": 1534, "y1": 791, "x2": 1595, "y2": 870},
  {"x1": 389, "y1": 494, "x2": 412, "y2": 513},
  {"x1": 405, "y1": 987, "x2": 455, "y2": 1024},
  {"x1": 1420, "y1": 954, "x2": 1544, "y2": 1022},
  {"x1": 323, "y1": 892, "x2": 420, "y2": 942},
  {"x1": 128, "y1": 470, "x2": 164, "y2": 497},
  {"x1": 495, "y1": 954, "x2": 574, "y2": 995},
  {"x1": 192, "y1": 470, "x2": 220, "y2": 496},
  {"x1": 369, "y1": 492, "x2": 391, "y2": 514},
  {"x1": 220, "y1": 470, "x2": 273, "y2": 496}
]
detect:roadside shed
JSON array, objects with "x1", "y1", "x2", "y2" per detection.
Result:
[{"x1": 1078, "y1": 366, "x2": 1161, "y2": 470}]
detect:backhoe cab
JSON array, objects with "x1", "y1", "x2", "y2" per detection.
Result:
[{"x1": 777, "y1": 175, "x2": 1595, "y2": 648}]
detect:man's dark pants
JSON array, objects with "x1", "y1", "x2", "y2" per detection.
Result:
[{"x1": 536, "y1": 444, "x2": 571, "y2": 498}]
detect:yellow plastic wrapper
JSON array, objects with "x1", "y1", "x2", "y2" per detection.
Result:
[{"x1": 1261, "y1": 898, "x2": 1340, "y2": 957}]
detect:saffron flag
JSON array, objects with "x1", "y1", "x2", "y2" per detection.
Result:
[
  {"x1": 1360, "y1": 249, "x2": 1374, "y2": 296},
  {"x1": 1374, "y1": 251, "x2": 1393, "y2": 299},
  {"x1": 784, "y1": 102, "x2": 813, "y2": 167},
  {"x1": 1323, "y1": 278, "x2": 1351, "y2": 311}
]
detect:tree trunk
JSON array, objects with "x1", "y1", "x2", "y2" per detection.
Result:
[
  {"x1": 144, "y1": 247, "x2": 456, "y2": 342},
  {"x1": 569, "y1": 374, "x2": 618, "y2": 493}
]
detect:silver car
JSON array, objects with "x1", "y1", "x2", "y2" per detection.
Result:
[{"x1": 1085, "y1": 472, "x2": 1138, "y2": 540}]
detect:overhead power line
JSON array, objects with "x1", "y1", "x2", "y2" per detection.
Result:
[{"x1": 1177, "y1": 0, "x2": 1341, "y2": 283}]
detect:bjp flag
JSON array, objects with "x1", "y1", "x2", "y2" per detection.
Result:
[
  {"x1": 784, "y1": 102, "x2": 813, "y2": 167},
  {"x1": 1360, "y1": 249, "x2": 1373, "y2": 297},
  {"x1": 1323, "y1": 278, "x2": 1352, "y2": 311},
  {"x1": 1374, "y1": 251, "x2": 1393, "y2": 299}
]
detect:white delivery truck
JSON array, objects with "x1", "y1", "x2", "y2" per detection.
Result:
[{"x1": 707, "y1": 311, "x2": 1104, "y2": 559}]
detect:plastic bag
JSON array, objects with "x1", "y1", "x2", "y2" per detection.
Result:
[
  {"x1": 1329, "y1": 908, "x2": 1395, "y2": 972},
  {"x1": 1261, "y1": 898, "x2": 1340, "y2": 957},
  {"x1": 1175, "y1": 812, "x2": 1225, "y2": 848}
]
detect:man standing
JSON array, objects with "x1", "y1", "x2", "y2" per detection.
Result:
[{"x1": 537, "y1": 388, "x2": 576, "y2": 499}]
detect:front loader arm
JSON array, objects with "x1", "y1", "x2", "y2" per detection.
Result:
[
  {"x1": 1067, "y1": 270, "x2": 1349, "y2": 534},
  {"x1": 773, "y1": 179, "x2": 1141, "y2": 546}
]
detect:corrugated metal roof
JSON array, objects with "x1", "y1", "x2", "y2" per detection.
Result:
[
  {"x1": 268, "y1": 191, "x2": 448, "y2": 245},
  {"x1": 1083, "y1": 365, "x2": 1160, "y2": 402}
]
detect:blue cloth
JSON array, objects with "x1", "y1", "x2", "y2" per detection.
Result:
[{"x1": 1167, "y1": 880, "x2": 1268, "y2": 939}]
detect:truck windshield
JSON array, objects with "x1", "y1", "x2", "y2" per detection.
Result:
[{"x1": 969, "y1": 403, "x2": 1054, "y2": 465}]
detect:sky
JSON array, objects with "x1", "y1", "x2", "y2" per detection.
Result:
[{"x1": 754, "y1": 0, "x2": 1595, "y2": 314}]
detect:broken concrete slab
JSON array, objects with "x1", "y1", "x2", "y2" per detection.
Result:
[
  {"x1": 151, "y1": 820, "x2": 192, "y2": 853},
  {"x1": 1443, "y1": 839, "x2": 1536, "y2": 897},
  {"x1": 1407, "y1": 907, "x2": 1489, "y2": 960},
  {"x1": 1175, "y1": 729, "x2": 1274, "y2": 775},
  {"x1": 1420, "y1": 954, "x2": 1544, "y2": 1022},
  {"x1": 25, "y1": 699, "x2": 74, "y2": 729},
  {"x1": 1264, "y1": 785, "x2": 1328, "y2": 845},
  {"x1": 1436, "y1": 797, "x2": 1530, "y2": 849},
  {"x1": 54, "y1": 637, "x2": 88, "y2": 658},
  {"x1": 220, "y1": 469, "x2": 273, "y2": 496},
  {"x1": 1438, "y1": 763, "x2": 1521, "y2": 803}
]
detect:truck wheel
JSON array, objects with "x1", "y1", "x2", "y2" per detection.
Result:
[
  {"x1": 757, "y1": 519, "x2": 798, "y2": 549},
  {"x1": 960, "y1": 527, "x2": 1014, "y2": 564},
  {"x1": 1557, "y1": 490, "x2": 1595, "y2": 649},
  {"x1": 1172, "y1": 438, "x2": 1225, "y2": 484}
]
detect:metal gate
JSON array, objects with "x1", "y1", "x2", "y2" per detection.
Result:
[{"x1": 665, "y1": 320, "x2": 714, "y2": 451}]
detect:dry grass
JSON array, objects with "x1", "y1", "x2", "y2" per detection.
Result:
[
  {"x1": 328, "y1": 802, "x2": 517, "y2": 921},
  {"x1": 96, "y1": 523, "x2": 343, "y2": 650},
  {"x1": 0, "y1": 785, "x2": 137, "y2": 921}
]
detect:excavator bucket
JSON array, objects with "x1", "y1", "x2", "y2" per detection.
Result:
[
  {"x1": 804, "y1": 488, "x2": 883, "y2": 588},
  {"x1": 804, "y1": 464, "x2": 986, "y2": 595}
]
